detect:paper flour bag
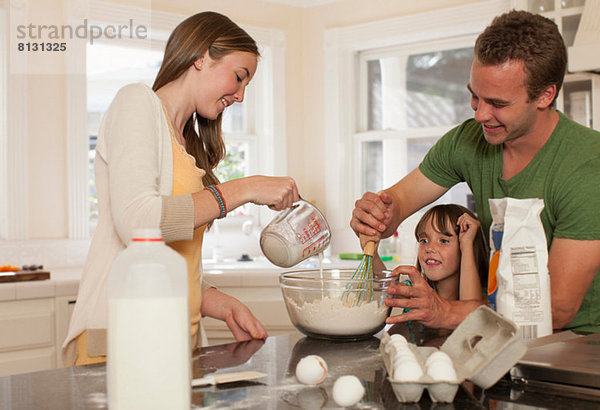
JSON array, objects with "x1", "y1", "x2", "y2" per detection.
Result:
[{"x1": 487, "y1": 198, "x2": 552, "y2": 340}]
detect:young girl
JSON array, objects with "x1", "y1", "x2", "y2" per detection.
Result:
[{"x1": 371, "y1": 204, "x2": 488, "y2": 301}]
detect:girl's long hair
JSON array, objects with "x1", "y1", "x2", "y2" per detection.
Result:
[
  {"x1": 414, "y1": 204, "x2": 489, "y2": 288},
  {"x1": 152, "y1": 11, "x2": 259, "y2": 188}
]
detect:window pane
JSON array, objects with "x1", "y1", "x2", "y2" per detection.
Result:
[
  {"x1": 216, "y1": 140, "x2": 250, "y2": 216},
  {"x1": 563, "y1": 79, "x2": 593, "y2": 128},
  {"x1": 222, "y1": 103, "x2": 244, "y2": 133},
  {"x1": 87, "y1": 44, "x2": 163, "y2": 232},
  {"x1": 562, "y1": 13, "x2": 582, "y2": 47},
  {"x1": 561, "y1": 0, "x2": 585, "y2": 9},
  {"x1": 528, "y1": 0, "x2": 555, "y2": 12},
  {"x1": 406, "y1": 136, "x2": 473, "y2": 212},
  {"x1": 362, "y1": 141, "x2": 383, "y2": 193},
  {"x1": 361, "y1": 137, "x2": 473, "y2": 211},
  {"x1": 367, "y1": 47, "x2": 473, "y2": 131}
]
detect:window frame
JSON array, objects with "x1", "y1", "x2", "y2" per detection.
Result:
[
  {"x1": 355, "y1": 37, "x2": 478, "y2": 194},
  {"x1": 323, "y1": 0, "x2": 510, "y2": 251},
  {"x1": 0, "y1": 4, "x2": 29, "y2": 241}
]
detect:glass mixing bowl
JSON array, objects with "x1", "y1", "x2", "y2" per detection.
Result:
[{"x1": 279, "y1": 269, "x2": 395, "y2": 341}]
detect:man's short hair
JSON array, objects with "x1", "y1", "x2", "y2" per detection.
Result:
[{"x1": 474, "y1": 10, "x2": 567, "y2": 106}]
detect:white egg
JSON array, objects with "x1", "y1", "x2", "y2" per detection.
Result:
[
  {"x1": 295, "y1": 355, "x2": 328, "y2": 385},
  {"x1": 425, "y1": 350, "x2": 453, "y2": 368},
  {"x1": 390, "y1": 334, "x2": 408, "y2": 345},
  {"x1": 332, "y1": 375, "x2": 365, "y2": 407},
  {"x1": 427, "y1": 360, "x2": 457, "y2": 381},
  {"x1": 392, "y1": 351, "x2": 417, "y2": 368},
  {"x1": 393, "y1": 346, "x2": 415, "y2": 357},
  {"x1": 392, "y1": 359, "x2": 423, "y2": 381}
]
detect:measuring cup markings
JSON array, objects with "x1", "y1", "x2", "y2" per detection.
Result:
[
  {"x1": 295, "y1": 217, "x2": 323, "y2": 244},
  {"x1": 301, "y1": 233, "x2": 330, "y2": 258}
]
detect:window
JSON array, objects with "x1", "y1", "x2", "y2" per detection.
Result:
[
  {"x1": 322, "y1": 0, "x2": 509, "y2": 252},
  {"x1": 0, "y1": 8, "x2": 7, "y2": 239},
  {"x1": 68, "y1": 3, "x2": 285, "y2": 240},
  {"x1": 357, "y1": 45, "x2": 474, "y2": 210},
  {"x1": 84, "y1": 29, "x2": 274, "y2": 237},
  {"x1": 86, "y1": 43, "x2": 164, "y2": 231},
  {"x1": 515, "y1": 0, "x2": 599, "y2": 130}
]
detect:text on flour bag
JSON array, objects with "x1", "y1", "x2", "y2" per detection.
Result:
[
  {"x1": 107, "y1": 228, "x2": 190, "y2": 409},
  {"x1": 488, "y1": 198, "x2": 552, "y2": 340}
]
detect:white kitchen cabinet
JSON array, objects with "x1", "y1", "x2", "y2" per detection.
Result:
[
  {"x1": 513, "y1": 0, "x2": 600, "y2": 130},
  {"x1": 561, "y1": 73, "x2": 600, "y2": 130},
  {"x1": 54, "y1": 296, "x2": 77, "y2": 368},
  {"x1": 0, "y1": 298, "x2": 56, "y2": 376}
]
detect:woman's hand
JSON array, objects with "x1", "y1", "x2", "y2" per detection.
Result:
[
  {"x1": 248, "y1": 175, "x2": 299, "y2": 211},
  {"x1": 201, "y1": 288, "x2": 268, "y2": 341},
  {"x1": 457, "y1": 212, "x2": 480, "y2": 250},
  {"x1": 224, "y1": 302, "x2": 268, "y2": 342}
]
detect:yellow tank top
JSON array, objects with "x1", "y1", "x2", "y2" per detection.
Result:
[{"x1": 161, "y1": 106, "x2": 206, "y2": 345}]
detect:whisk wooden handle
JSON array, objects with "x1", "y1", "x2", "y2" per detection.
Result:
[{"x1": 363, "y1": 241, "x2": 376, "y2": 257}]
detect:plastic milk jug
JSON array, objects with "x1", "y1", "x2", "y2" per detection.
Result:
[
  {"x1": 107, "y1": 228, "x2": 190, "y2": 409},
  {"x1": 260, "y1": 200, "x2": 331, "y2": 267}
]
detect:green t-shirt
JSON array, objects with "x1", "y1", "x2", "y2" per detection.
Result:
[{"x1": 420, "y1": 112, "x2": 600, "y2": 332}]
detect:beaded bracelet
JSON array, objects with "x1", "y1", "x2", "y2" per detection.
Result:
[{"x1": 205, "y1": 184, "x2": 227, "y2": 219}]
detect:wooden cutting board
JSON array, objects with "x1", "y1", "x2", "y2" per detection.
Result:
[{"x1": 0, "y1": 271, "x2": 50, "y2": 283}]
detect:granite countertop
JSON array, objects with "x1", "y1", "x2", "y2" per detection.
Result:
[{"x1": 2, "y1": 329, "x2": 599, "y2": 409}]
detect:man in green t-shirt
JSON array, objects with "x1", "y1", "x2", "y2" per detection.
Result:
[{"x1": 351, "y1": 10, "x2": 600, "y2": 332}]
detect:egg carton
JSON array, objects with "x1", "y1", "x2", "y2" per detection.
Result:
[{"x1": 380, "y1": 305, "x2": 527, "y2": 403}]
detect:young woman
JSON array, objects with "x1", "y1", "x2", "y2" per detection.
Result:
[{"x1": 63, "y1": 11, "x2": 300, "y2": 366}]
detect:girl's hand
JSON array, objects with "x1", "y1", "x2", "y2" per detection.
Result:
[
  {"x1": 249, "y1": 176, "x2": 299, "y2": 211},
  {"x1": 457, "y1": 213, "x2": 480, "y2": 248}
]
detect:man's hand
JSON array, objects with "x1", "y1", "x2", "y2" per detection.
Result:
[
  {"x1": 350, "y1": 191, "x2": 394, "y2": 237},
  {"x1": 385, "y1": 265, "x2": 483, "y2": 329}
]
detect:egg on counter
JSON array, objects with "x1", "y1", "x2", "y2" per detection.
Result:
[
  {"x1": 332, "y1": 375, "x2": 365, "y2": 407},
  {"x1": 295, "y1": 355, "x2": 328, "y2": 385}
]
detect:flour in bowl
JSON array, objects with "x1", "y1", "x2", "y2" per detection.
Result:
[{"x1": 287, "y1": 295, "x2": 388, "y2": 335}]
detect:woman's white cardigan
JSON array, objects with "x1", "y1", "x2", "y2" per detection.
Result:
[{"x1": 62, "y1": 83, "x2": 196, "y2": 364}]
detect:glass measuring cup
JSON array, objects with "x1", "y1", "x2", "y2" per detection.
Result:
[{"x1": 260, "y1": 200, "x2": 331, "y2": 268}]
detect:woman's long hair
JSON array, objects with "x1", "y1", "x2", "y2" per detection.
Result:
[{"x1": 152, "y1": 11, "x2": 259, "y2": 187}]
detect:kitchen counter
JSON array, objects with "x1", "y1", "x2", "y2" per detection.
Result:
[{"x1": 2, "y1": 328, "x2": 599, "y2": 409}]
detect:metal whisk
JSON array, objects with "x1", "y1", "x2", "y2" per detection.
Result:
[{"x1": 342, "y1": 241, "x2": 376, "y2": 306}]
